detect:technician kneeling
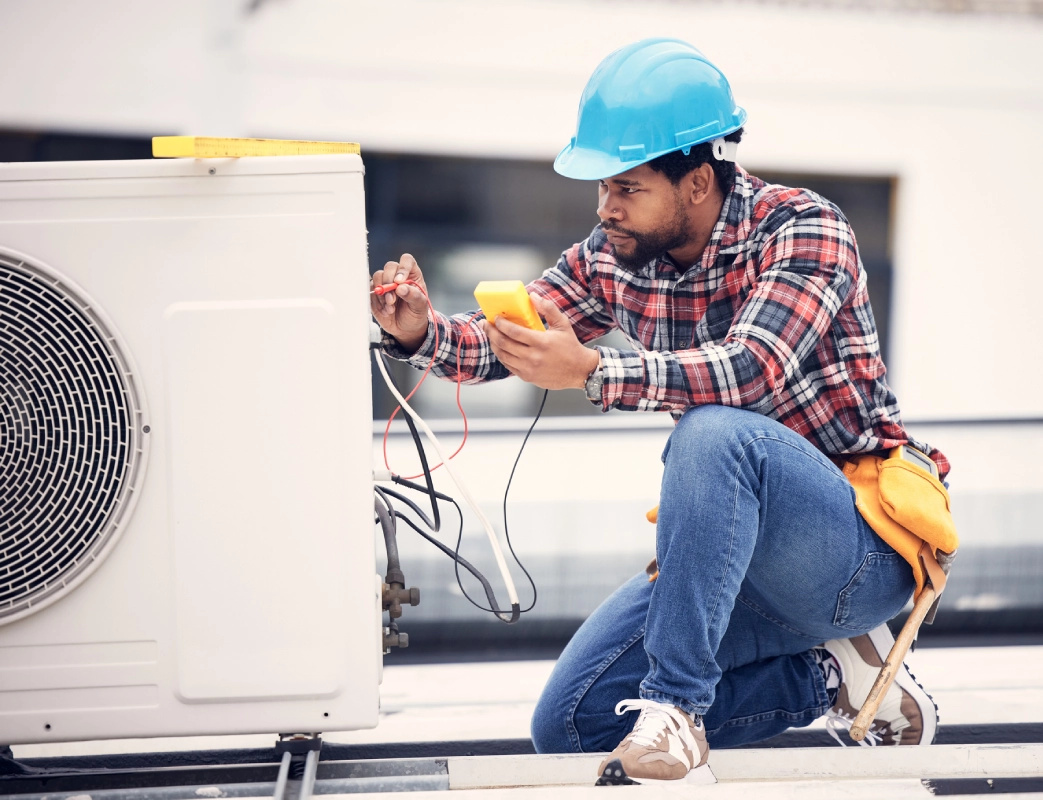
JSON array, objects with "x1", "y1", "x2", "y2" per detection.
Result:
[{"x1": 372, "y1": 38, "x2": 944, "y2": 786}]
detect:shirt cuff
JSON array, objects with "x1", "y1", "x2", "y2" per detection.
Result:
[
  {"x1": 598, "y1": 346, "x2": 686, "y2": 413},
  {"x1": 595, "y1": 345, "x2": 632, "y2": 411},
  {"x1": 380, "y1": 321, "x2": 437, "y2": 368}
]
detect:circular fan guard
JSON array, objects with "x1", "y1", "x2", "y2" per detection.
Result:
[{"x1": 0, "y1": 251, "x2": 148, "y2": 625}]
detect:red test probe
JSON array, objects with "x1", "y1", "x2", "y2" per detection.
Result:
[{"x1": 375, "y1": 279, "x2": 474, "y2": 480}]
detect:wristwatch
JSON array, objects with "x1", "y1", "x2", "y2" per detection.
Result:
[{"x1": 584, "y1": 363, "x2": 604, "y2": 404}]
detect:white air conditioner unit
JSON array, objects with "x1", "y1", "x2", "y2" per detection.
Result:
[{"x1": 0, "y1": 155, "x2": 381, "y2": 745}]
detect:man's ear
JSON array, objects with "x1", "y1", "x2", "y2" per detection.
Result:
[{"x1": 686, "y1": 163, "x2": 716, "y2": 206}]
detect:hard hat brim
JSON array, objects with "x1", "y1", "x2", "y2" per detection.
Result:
[
  {"x1": 553, "y1": 111, "x2": 747, "y2": 182},
  {"x1": 553, "y1": 143, "x2": 642, "y2": 181}
]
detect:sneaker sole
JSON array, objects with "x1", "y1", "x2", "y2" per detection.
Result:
[
  {"x1": 595, "y1": 759, "x2": 716, "y2": 786},
  {"x1": 866, "y1": 623, "x2": 939, "y2": 745}
]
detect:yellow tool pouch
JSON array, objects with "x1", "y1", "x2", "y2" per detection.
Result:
[{"x1": 841, "y1": 452, "x2": 959, "y2": 600}]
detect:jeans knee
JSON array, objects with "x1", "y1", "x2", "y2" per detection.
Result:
[
  {"x1": 665, "y1": 405, "x2": 752, "y2": 464},
  {"x1": 530, "y1": 693, "x2": 572, "y2": 754}
]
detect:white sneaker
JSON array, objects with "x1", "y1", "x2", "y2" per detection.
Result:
[
  {"x1": 823, "y1": 623, "x2": 938, "y2": 746},
  {"x1": 595, "y1": 699, "x2": 714, "y2": 785}
]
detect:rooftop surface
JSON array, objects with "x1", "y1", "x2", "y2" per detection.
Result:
[{"x1": 8, "y1": 644, "x2": 1043, "y2": 798}]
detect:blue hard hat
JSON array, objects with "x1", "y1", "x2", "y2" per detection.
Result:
[{"x1": 554, "y1": 38, "x2": 747, "y2": 181}]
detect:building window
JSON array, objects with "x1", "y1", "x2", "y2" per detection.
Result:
[{"x1": 367, "y1": 153, "x2": 896, "y2": 420}]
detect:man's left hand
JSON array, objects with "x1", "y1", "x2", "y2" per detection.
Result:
[{"x1": 484, "y1": 295, "x2": 600, "y2": 391}]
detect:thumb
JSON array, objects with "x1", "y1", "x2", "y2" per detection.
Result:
[
  {"x1": 399, "y1": 282, "x2": 430, "y2": 313},
  {"x1": 533, "y1": 295, "x2": 570, "y2": 331}
]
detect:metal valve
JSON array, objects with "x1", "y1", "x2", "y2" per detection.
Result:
[
  {"x1": 383, "y1": 623, "x2": 409, "y2": 652},
  {"x1": 382, "y1": 583, "x2": 420, "y2": 619}
]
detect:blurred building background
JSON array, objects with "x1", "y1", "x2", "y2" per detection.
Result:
[{"x1": 1, "y1": 0, "x2": 1041, "y2": 656}]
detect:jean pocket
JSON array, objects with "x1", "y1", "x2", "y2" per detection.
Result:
[{"x1": 833, "y1": 551, "x2": 912, "y2": 632}]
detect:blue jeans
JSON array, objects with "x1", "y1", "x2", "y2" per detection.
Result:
[{"x1": 531, "y1": 405, "x2": 915, "y2": 752}]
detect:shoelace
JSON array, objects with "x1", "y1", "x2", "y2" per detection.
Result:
[
  {"x1": 824, "y1": 708, "x2": 883, "y2": 747},
  {"x1": 614, "y1": 699, "x2": 701, "y2": 751}
]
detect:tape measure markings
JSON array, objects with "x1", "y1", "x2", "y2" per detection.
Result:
[{"x1": 152, "y1": 136, "x2": 361, "y2": 159}]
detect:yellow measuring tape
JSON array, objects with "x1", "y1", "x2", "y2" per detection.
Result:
[{"x1": 152, "y1": 137, "x2": 361, "y2": 158}]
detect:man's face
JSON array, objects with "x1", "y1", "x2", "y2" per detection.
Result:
[{"x1": 597, "y1": 165, "x2": 693, "y2": 271}]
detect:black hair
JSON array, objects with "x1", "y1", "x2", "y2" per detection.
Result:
[{"x1": 646, "y1": 127, "x2": 744, "y2": 194}]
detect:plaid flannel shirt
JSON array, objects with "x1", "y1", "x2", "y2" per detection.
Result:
[{"x1": 383, "y1": 166, "x2": 949, "y2": 478}]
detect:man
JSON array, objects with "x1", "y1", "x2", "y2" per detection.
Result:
[{"x1": 373, "y1": 38, "x2": 943, "y2": 785}]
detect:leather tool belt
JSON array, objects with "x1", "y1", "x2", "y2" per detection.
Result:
[{"x1": 839, "y1": 447, "x2": 959, "y2": 614}]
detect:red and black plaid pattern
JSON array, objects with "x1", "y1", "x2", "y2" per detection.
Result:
[{"x1": 383, "y1": 167, "x2": 949, "y2": 477}]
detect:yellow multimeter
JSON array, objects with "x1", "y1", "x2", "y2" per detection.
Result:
[
  {"x1": 891, "y1": 444, "x2": 939, "y2": 479},
  {"x1": 473, "y1": 281, "x2": 546, "y2": 331}
]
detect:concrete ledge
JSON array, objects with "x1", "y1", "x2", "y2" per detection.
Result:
[
  {"x1": 711, "y1": 743, "x2": 1043, "y2": 782},
  {"x1": 447, "y1": 744, "x2": 1043, "y2": 790},
  {"x1": 356, "y1": 780, "x2": 932, "y2": 798}
]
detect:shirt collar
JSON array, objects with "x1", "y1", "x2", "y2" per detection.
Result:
[{"x1": 694, "y1": 165, "x2": 755, "y2": 273}]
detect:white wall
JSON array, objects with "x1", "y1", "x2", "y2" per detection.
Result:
[{"x1": 2, "y1": 0, "x2": 1041, "y2": 419}]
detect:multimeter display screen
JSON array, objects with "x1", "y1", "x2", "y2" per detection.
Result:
[{"x1": 903, "y1": 446, "x2": 937, "y2": 476}]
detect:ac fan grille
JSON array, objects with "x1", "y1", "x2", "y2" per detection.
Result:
[{"x1": 0, "y1": 252, "x2": 147, "y2": 624}]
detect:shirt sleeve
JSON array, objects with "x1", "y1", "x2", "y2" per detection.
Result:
[
  {"x1": 379, "y1": 308, "x2": 510, "y2": 384},
  {"x1": 599, "y1": 205, "x2": 859, "y2": 413},
  {"x1": 379, "y1": 232, "x2": 617, "y2": 382}
]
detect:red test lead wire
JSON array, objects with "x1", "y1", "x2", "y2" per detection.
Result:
[{"x1": 377, "y1": 280, "x2": 471, "y2": 480}]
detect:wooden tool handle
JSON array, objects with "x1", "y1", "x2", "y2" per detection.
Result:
[{"x1": 849, "y1": 585, "x2": 937, "y2": 742}]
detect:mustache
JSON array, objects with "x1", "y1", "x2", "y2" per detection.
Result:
[{"x1": 601, "y1": 221, "x2": 638, "y2": 238}]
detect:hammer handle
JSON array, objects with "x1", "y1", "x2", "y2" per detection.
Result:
[{"x1": 849, "y1": 585, "x2": 937, "y2": 742}]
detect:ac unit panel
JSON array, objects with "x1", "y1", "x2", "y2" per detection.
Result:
[{"x1": 0, "y1": 156, "x2": 380, "y2": 744}]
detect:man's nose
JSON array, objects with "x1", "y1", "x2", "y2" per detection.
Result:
[{"x1": 597, "y1": 193, "x2": 622, "y2": 223}]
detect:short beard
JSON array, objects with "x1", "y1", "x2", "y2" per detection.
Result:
[{"x1": 602, "y1": 194, "x2": 694, "y2": 272}]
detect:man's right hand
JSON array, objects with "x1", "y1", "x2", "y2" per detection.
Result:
[{"x1": 371, "y1": 253, "x2": 431, "y2": 354}]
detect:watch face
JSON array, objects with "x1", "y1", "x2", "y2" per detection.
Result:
[{"x1": 585, "y1": 367, "x2": 604, "y2": 402}]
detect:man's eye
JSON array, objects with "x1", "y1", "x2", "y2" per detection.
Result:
[{"x1": 623, "y1": 187, "x2": 639, "y2": 194}]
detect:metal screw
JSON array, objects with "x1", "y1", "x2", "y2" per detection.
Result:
[
  {"x1": 208, "y1": 168, "x2": 216, "y2": 175},
  {"x1": 143, "y1": 425, "x2": 151, "y2": 434}
]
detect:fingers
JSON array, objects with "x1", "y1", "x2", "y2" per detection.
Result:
[
  {"x1": 489, "y1": 315, "x2": 544, "y2": 346},
  {"x1": 376, "y1": 253, "x2": 421, "y2": 285},
  {"x1": 372, "y1": 254, "x2": 428, "y2": 316},
  {"x1": 386, "y1": 254, "x2": 424, "y2": 297},
  {"x1": 485, "y1": 319, "x2": 523, "y2": 353},
  {"x1": 371, "y1": 266, "x2": 407, "y2": 317},
  {"x1": 491, "y1": 316, "x2": 529, "y2": 341},
  {"x1": 371, "y1": 269, "x2": 393, "y2": 317},
  {"x1": 484, "y1": 319, "x2": 532, "y2": 366},
  {"x1": 488, "y1": 338, "x2": 524, "y2": 377},
  {"x1": 398, "y1": 253, "x2": 423, "y2": 283},
  {"x1": 490, "y1": 334, "x2": 530, "y2": 364},
  {"x1": 533, "y1": 295, "x2": 569, "y2": 330}
]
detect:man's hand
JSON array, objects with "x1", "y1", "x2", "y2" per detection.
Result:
[
  {"x1": 485, "y1": 295, "x2": 600, "y2": 390},
  {"x1": 371, "y1": 254, "x2": 431, "y2": 354}
]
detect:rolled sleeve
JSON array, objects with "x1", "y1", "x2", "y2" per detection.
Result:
[{"x1": 380, "y1": 322, "x2": 436, "y2": 365}]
